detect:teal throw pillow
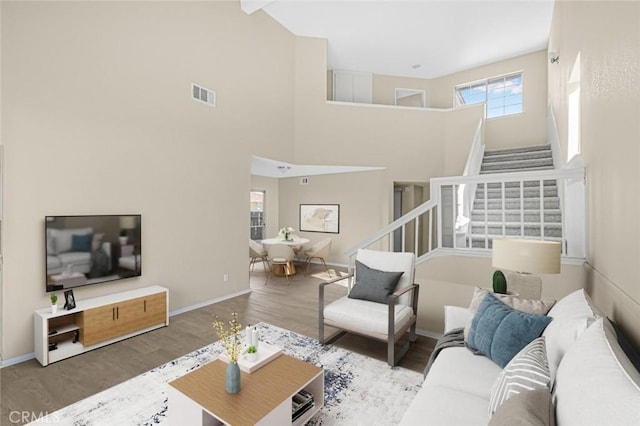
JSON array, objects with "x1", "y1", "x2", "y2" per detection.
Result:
[
  {"x1": 71, "y1": 233, "x2": 94, "y2": 252},
  {"x1": 467, "y1": 292, "x2": 552, "y2": 368},
  {"x1": 348, "y1": 260, "x2": 404, "y2": 304}
]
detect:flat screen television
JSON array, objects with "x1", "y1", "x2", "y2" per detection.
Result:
[{"x1": 45, "y1": 214, "x2": 141, "y2": 292}]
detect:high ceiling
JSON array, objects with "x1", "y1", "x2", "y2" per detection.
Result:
[{"x1": 249, "y1": 0, "x2": 555, "y2": 79}]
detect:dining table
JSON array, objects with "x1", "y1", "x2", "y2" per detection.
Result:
[
  {"x1": 260, "y1": 237, "x2": 310, "y2": 277},
  {"x1": 260, "y1": 236, "x2": 310, "y2": 247}
]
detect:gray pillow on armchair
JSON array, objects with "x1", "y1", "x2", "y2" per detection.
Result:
[{"x1": 348, "y1": 260, "x2": 404, "y2": 304}]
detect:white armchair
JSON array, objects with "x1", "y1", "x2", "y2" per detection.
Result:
[{"x1": 318, "y1": 249, "x2": 420, "y2": 366}]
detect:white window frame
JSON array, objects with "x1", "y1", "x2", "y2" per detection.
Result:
[{"x1": 454, "y1": 71, "x2": 524, "y2": 119}]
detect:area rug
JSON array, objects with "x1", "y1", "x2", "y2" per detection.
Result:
[{"x1": 31, "y1": 323, "x2": 423, "y2": 425}]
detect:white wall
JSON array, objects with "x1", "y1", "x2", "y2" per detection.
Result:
[
  {"x1": 278, "y1": 171, "x2": 389, "y2": 265},
  {"x1": 548, "y1": 0, "x2": 640, "y2": 346},
  {"x1": 1, "y1": 1, "x2": 294, "y2": 359}
]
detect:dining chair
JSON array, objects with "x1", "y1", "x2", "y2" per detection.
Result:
[
  {"x1": 249, "y1": 239, "x2": 270, "y2": 272},
  {"x1": 288, "y1": 234, "x2": 304, "y2": 262},
  {"x1": 267, "y1": 244, "x2": 296, "y2": 284},
  {"x1": 303, "y1": 238, "x2": 332, "y2": 276}
]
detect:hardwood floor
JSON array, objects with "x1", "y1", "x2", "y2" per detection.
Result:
[{"x1": 0, "y1": 263, "x2": 435, "y2": 425}]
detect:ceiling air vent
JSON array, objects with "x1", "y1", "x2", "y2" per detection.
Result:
[{"x1": 191, "y1": 83, "x2": 216, "y2": 107}]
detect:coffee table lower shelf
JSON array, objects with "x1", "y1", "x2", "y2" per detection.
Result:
[{"x1": 168, "y1": 354, "x2": 324, "y2": 426}]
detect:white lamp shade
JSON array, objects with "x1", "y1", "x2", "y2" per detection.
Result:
[
  {"x1": 492, "y1": 238, "x2": 561, "y2": 274},
  {"x1": 119, "y1": 216, "x2": 136, "y2": 230}
]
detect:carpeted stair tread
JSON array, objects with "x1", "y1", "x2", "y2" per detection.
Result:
[
  {"x1": 467, "y1": 144, "x2": 562, "y2": 249},
  {"x1": 482, "y1": 150, "x2": 553, "y2": 163},
  {"x1": 480, "y1": 165, "x2": 554, "y2": 174},
  {"x1": 481, "y1": 158, "x2": 554, "y2": 172},
  {"x1": 483, "y1": 145, "x2": 551, "y2": 156}
]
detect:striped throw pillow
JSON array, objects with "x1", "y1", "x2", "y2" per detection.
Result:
[{"x1": 489, "y1": 337, "x2": 551, "y2": 417}]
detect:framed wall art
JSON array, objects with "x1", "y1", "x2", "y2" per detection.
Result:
[{"x1": 299, "y1": 204, "x2": 340, "y2": 234}]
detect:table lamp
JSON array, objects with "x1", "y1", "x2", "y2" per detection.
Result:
[
  {"x1": 119, "y1": 216, "x2": 136, "y2": 243},
  {"x1": 492, "y1": 238, "x2": 561, "y2": 299}
]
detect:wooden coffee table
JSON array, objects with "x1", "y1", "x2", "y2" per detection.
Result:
[{"x1": 168, "y1": 354, "x2": 324, "y2": 425}]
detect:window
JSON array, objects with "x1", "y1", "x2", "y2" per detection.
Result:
[
  {"x1": 454, "y1": 72, "x2": 523, "y2": 119},
  {"x1": 567, "y1": 53, "x2": 581, "y2": 160}
]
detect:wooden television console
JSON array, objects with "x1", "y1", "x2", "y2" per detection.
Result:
[{"x1": 34, "y1": 285, "x2": 169, "y2": 366}]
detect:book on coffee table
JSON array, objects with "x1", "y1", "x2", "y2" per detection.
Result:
[{"x1": 219, "y1": 342, "x2": 283, "y2": 373}]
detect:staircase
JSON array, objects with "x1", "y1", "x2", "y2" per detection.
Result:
[{"x1": 470, "y1": 145, "x2": 561, "y2": 249}]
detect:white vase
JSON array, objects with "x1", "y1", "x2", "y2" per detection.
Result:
[
  {"x1": 119, "y1": 236, "x2": 128, "y2": 245},
  {"x1": 51, "y1": 304, "x2": 58, "y2": 314}
]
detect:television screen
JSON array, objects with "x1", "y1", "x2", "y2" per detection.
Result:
[{"x1": 45, "y1": 215, "x2": 141, "y2": 292}]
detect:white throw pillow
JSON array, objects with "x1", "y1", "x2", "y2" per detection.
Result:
[
  {"x1": 489, "y1": 337, "x2": 551, "y2": 417},
  {"x1": 553, "y1": 318, "x2": 640, "y2": 426},
  {"x1": 543, "y1": 289, "x2": 601, "y2": 380},
  {"x1": 546, "y1": 288, "x2": 602, "y2": 319},
  {"x1": 464, "y1": 287, "x2": 556, "y2": 340}
]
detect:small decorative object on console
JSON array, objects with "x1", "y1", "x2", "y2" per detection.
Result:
[
  {"x1": 50, "y1": 293, "x2": 58, "y2": 314},
  {"x1": 64, "y1": 289, "x2": 76, "y2": 310}
]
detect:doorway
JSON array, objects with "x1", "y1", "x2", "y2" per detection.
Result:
[{"x1": 250, "y1": 190, "x2": 266, "y2": 241}]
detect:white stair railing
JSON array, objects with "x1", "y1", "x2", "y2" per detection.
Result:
[
  {"x1": 433, "y1": 167, "x2": 585, "y2": 257},
  {"x1": 344, "y1": 166, "x2": 586, "y2": 272}
]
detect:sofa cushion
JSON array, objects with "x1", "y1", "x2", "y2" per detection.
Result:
[
  {"x1": 542, "y1": 289, "x2": 600, "y2": 380},
  {"x1": 424, "y1": 346, "x2": 502, "y2": 400},
  {"x1": 46, "y1": 255, "x2": 62, "y2": 269},
  {"x1": 467, "y1": 293, "x2": 552, "y2": 368},
  {"x1": 489, "y1": 337, "x2": 551, "y2": 416},
  {"x1": 464, "y1": 287, "x2": 555, "y2": 340},
  {"x1": 323, "y1": 296, "x2": 413, "y2": 337},
  {"x1": 348, "y1": 260, "x2": 403, "y2": 304},
  {"x1": 489, "y1": 389, "x2": 555, "y2": 426},
  {"x1": 553, "y1": 317, "x2": 640, "y2": 426},
  {"x1": 542, "y1": 316, "x2": 592, "y2": 380},
  {"x1": 56, "y1": 251, "x2": 92, "y2": 267},
  {"x1": 400, "y1": 384, "x2": 490, "y2": 426}
]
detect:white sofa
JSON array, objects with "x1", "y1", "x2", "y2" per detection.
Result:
[
  {"x1": 400, "y1": 289, "x2": 640, "y2": 426},
  {"x1": 46, "y1": 227, "x2": 111, "y2": 275}
]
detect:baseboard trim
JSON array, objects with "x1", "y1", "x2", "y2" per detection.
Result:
[
  {"x1": 168, "y1": 288, "x2": 252, "y2": 317},
  {"x1": 416, "y1": 328, "x2": 442, "y2": 340},
  {"x1": 1, "y1": 352, "x2": 35, "y2": 368}
]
